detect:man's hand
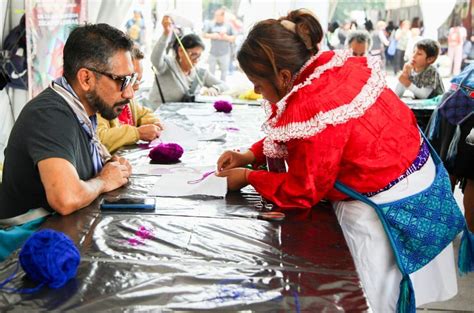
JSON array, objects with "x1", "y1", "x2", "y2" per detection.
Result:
[
  {"x1": 98, "y1": 160, "x2": 131, "y2": 193},
  {"x1": 109, "y1": 155, "x2": 132, "y2": 174},
  {"x1": 216, "y1": 168, "x2": 250, "y2": 190},
  {"x1": 220, "y1": 33, "x2": 234, "y2": 42},
  {"x1": 38, "y1": 157, "x2": 131, "y2": 216},
  {"x1": 138, "y1": 124, "x2": 161, "y2": 141}
]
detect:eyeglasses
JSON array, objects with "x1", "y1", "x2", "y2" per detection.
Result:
[
  {"x1": 186, "y1": 51, "x2": 201, "y2": 60},
  {"x1": 133, "y1": 78, "x2": 144, "y2": 88},
  {"x1": 86, "y1": 67, "x2": 137, "y2": 91}
]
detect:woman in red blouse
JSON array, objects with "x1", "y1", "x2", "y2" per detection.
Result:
[{"x1": 216, "y1": 9, "x2": 458, "y2": 312}]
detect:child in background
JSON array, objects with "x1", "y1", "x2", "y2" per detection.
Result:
[{"x1": 395, "y1": 39, "x2": 444, "y2": 99}]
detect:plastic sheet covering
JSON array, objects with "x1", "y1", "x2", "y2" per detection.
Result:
[{"x1": 0, "y1": 102, "x2": 369, "y2": 311}]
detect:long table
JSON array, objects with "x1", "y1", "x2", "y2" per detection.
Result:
[
  {"x1": 402, "y1": 97, "x2": 438, "y2": 130},
  {"x1": 0, "y1": 102, "x2": 369, "y2": 311}
]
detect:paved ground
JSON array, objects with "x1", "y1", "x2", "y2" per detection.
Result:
[{"x1": 416, "y1": 187, "x2": 474, "y2": 313}]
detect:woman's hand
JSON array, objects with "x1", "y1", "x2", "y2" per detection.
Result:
[
  {"x1": 216, "y1": 150, "x2": 255, "y2": 173},
  {"x1": 200, "y1": 86, "x2": 219, "y2": 96},
  {"x1": 162, "y1": 15, "x2": 173, "y2": 36},
  {"x1": 216, "y1": 168, "x2": 250, "y2": 190}
]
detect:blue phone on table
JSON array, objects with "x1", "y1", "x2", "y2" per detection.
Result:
[{"x1": 100, "y1": 197, "x2": 156, "y2": 212}]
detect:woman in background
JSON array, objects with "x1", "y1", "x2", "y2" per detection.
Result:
[{"x1": 149, "y1": 16, "x2": 227, "y2": 107}]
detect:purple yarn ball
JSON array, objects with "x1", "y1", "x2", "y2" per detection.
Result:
[
  {"x1": 213, "y1": 100, "x2": 233, "y2": 113},
  {"x1": 149, "y1": 143, "x2": 184, "y2": 164}
]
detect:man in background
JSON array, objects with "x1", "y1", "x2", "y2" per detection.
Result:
[{"x1": 203, "y1": 7, "x2": 235, "y2": 82}]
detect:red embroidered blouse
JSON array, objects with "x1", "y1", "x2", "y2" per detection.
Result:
[{"x1": 247, "y1": 50, "x2": 421, "y2": 212}]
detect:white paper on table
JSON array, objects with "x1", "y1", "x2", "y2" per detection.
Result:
[
  {"x1": 198, "y1": 131, "x2": 226, "y2": 141},
  {"x1": 134, "y1": 164, "x2": 215, "y2": 176},
  {"x1": 194, "y1": 94, "x2": 233, "y2": 103},
  {"x1": 176, "y1": 107, "x2": 217, "y2": 116},
  {"x1": 195, "y1": 123, "x2": 227, "y2": 141},
  {"x1": 133, "y1": 163, "x2": 177, "y2": 176},
  {"x1": 148, "y1": 170, "x2": 227, "y2": 198},
  {"x1": 158, "y1": 121, "x2": 198, "y2": 150}
]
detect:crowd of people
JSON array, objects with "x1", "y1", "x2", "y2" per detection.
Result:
[
  {"x1": 0, "y1": 7, "x2": 473, "y2": 313},
  {"x1": 325, "y1": 16, "x2": 473, "y2": 76}
]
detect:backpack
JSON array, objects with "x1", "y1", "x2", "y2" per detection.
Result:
[{"x1": 1, "y1": 15, "x2": 28, "y2": 90}]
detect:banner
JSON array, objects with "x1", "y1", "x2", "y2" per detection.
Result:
[{"x1": 25, "y1": 0, "x2": 86, "y2": 98}]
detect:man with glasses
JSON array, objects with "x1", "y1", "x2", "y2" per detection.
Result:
[
  {"x1": 97, "y1": 46, "x2": 163, "y2": 153},
  {"x1": 0, "y1": 24, "x2": 134, "y2": 233}
]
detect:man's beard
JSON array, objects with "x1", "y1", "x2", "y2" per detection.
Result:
[{"x1": 86, "y1": 89, "x2": 129, "y2": 120}]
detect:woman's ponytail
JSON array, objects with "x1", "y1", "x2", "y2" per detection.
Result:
[{"x1": 283, "y1": 9, "x2": 323, "y2": 55}]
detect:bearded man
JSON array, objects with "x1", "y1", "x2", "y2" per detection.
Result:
[{"x1": 0, "y1": 24, "x2": 134, "y2": 222}]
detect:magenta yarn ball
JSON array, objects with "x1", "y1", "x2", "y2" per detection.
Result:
[
  {"x1": 213, "y1": 100, "x2": 233, "y2": 113},
  {"x1": 149, "y1": 143, "x2": 184, "y2": 164}
]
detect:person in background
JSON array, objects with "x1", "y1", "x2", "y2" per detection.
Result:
[
  {"x1": 349, "y1": 20, "x2": 358, "y2": 31},
  {"x1": 125, "y1": 10, "x2": 146, "y2": 49},
  {"x1": 0, "y1": 24, "x2": 133, "y2": 259},
  {"x1": 369, "y1": 21, "x2": 390, "y2": 67},
  {"x1": 411, "y1": 17, "x2": 423, "y2": 35},
  {"x1": 426, "y1": 64, "x2": 474, "y2": 231},
  {"x1": 404, "y1": 17, "x2": 423, "y2": 64},
  {"x1": 97, "y1": 46, "x2": 162, "y2": 153},
  {"x1": 325, "y1": 21, "x2": 341, "y2": 50},
  {"x1": 216, "y1": 9, "x2": 458, "y2": 312},
  {"x1": 148, "y1": 16, "x2": 227, "y2": 107},
  {"x1": 447, "y1": 17, "x2": 467, "y2": 75},
  {"x1": 395, "y1": 39, "x2": 444, "y2": 99},
  {"x1": 226, "y1": 11, "x2": 244, "y2": 75},
  {"x1": 345, "y1": 30, "x2": 372, "y2": 56},
  {"x1": 462, "y1": 35, "x2": 474, "y2": 70},
  {"x1": 394, "y1": 20, "x2": 411, "y2": 74},
  {"x1": 385, "y1": 21, "x2": 398, "y2": 72},
  {"x1": 338, "y1": 21, "x2": 351, "y2": 48},
  {"x1": 202, "y1": 7, "x2": 235, "y2": 81}
]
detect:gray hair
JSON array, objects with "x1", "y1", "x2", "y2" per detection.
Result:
[{"x1": 345, "y1": 30, "x2": 373, "y2": 51}]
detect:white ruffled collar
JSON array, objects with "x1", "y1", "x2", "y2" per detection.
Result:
[{"x1": 261, "y1": 50, "x2": 386, "y2": 158}]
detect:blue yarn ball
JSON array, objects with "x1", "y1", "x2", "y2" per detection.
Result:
[{"x1": 19, "y1": 229, "x2": 80, "y2": 289}]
